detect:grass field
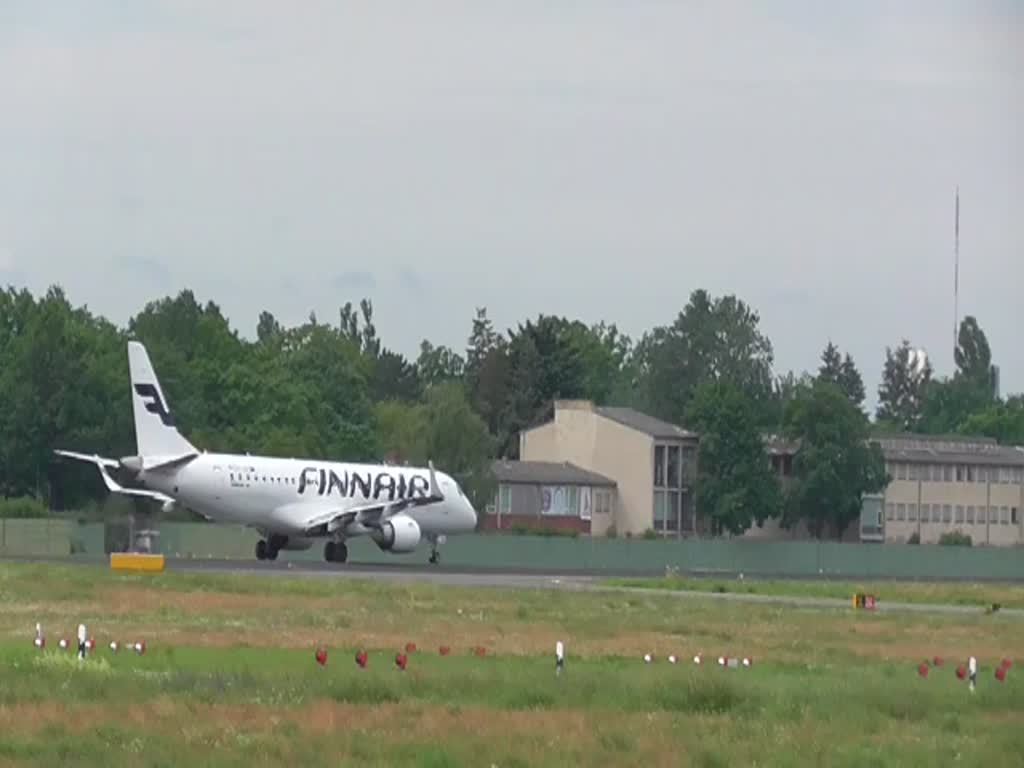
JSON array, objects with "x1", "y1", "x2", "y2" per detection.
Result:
[
  {"x1": 603, "y1": 574, "x2": 1024, "y2": 609},
  {"x1": 1, "y1": 562, "x2": 1022, "y2": 767}
]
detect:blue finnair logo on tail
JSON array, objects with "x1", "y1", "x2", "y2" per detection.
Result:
[{"x1": 134, "y1": 383, "x2": 174, "y2": 426}]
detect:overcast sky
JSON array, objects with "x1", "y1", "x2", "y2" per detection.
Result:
[{"x1": 1, "y1": 2, "x2": 1020, "y2": 410}]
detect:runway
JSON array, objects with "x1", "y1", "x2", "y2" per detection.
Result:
[{"x1": 11, "y1": 554, "x2": 1023, "y2": 618}]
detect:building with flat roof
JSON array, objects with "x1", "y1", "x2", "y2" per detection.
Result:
[
  {"x1": 513, "y1": 400, "x2": 698, "y2": 537},
  {"x1": 765, "y1": 433, "x2": 1024, "y2": 546}
]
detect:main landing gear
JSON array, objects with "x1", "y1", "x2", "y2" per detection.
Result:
[
  {"x1": 255, "y1": 539, "x2": 278, "y2": 561},
  {"x1": 428, "y1": 534, "x2": 445, "y2": 565},
  {"x1": 324, "y1": 540, "x2": 348, "y2": 563}
]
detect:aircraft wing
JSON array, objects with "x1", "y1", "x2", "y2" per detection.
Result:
[
  {"x1": 296, "y1": 461, "x2": 445, "y2": 537},
  {"x1": 53, "y1": 449, "x2": 175, "y2": 504}
]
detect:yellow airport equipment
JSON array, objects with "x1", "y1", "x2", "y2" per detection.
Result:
[
  {"x1": 852, "y1": 592, "x2": 877, "y2": 610},
  {"x1": 110, "y1": 552, "x2": 165, "y2": 572}
]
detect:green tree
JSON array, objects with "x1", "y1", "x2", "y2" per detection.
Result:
[
  {"x1": 421, "y1": 381, "x2": 496, "y2": 509},
  {"x1": 958, "y1": 396, "x2": 1024, "y2": 445},
  {"x1": 818, "y1": 342, "x2": 842, "y2": 383},
  {"x1": 876, "y1": 340, "x2": 931, "y2": 431},
  {"x1": 839, "y1": 353, "x2": 866, "y2": 408},
  {"x1": 464, "y1": 307, "x2": 509, "y2": 440},
  {"x1": 635, "y1": 290, "x2": 775, "y2": 427},
  {"x1": 784, "y1": 380, "x2": 888, "y2": 539},
  {"x1": 373, "y1": 399, "x2": 429, "y2": 464},
  {"x1": 686, "y1": 381, "x2": 783, "y2": 535},
  {"x1": 954, "y1": 315, "x2": 993, "y2": 389},
  {"x1": 817, "y1": 342, "x2": 865, "y2": 409},
  {"x1": 416, "y1": 340, "x2": 465, "y2": 392}
]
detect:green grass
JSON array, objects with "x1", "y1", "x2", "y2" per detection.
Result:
[
  {"x1": 603, "y1": 574, "x2": 1024, "y2": 609},
  {"x1": 0, "y1": 561, "x2": 1022, "y2": 766}
]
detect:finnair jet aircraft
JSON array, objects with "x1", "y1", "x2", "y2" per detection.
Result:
[{"x1": 55, "y1": 341, "x2": 477, "y2": 564}]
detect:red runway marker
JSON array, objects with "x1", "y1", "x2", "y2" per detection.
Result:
[
  {"x1": 956, "y1": 665, "x2": 966, "y2": 680},
  {"x1": 315, "y1": 647, "x2": 327, "y2": 666},
  {"x1": 405, "y1": 642, "x2": 417, "y2": 654},
  {"x1": 918, "y1": 662, "x2": 929, "y2": 678},
  {"x1": 355, "y1": 650, "x2": 368, "y2": 668},
  {"x1": 439, "y1": 645, "x2": 450, "y2": 656},
  {"x1": 995, "y1": 665, "x2": 1007, "y2": 682},
  {"x1": 395, "y1": 652, "x2": 408, "y2": 670}
]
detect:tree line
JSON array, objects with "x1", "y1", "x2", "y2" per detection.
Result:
[{"x1": 1, "y1": 284, "x2": 1019, "y2": 538}]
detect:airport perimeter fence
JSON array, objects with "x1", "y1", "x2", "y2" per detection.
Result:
[{"x1": 2, "y1": 518, "x2": 1024, "y2": 581}]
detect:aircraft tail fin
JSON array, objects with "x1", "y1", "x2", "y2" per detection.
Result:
[{"x1": 127, "y1": 341, "x2": 197, "y2": 458}]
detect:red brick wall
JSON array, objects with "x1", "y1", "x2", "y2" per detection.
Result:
[{"x1": 480, "y1": 513, "x2": 591, "y2": 534}]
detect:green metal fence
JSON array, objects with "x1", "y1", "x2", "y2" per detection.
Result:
[{"x1": 1, "y1": 519, "x2": 1022, "y2": 580}]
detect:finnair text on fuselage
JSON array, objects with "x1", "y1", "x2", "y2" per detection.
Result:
[{"x1": 224, "y1": 463, "x2": 433, "y2": 502}]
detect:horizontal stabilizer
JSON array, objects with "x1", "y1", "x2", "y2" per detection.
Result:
[
  {"x1": 53, "y1": 449, "x2": 173, "y2": 504},
  {"x1": 53, "y1": 450, "x2": 119, "y2": 469}
]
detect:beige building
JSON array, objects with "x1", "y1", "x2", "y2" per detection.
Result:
[
  {"x1": 877, "y1": 435, "x2": 1024, "y2": 546},
  {"x1": 516, "y1": 400, "x2": 698, "y2": 536},
  {"x1": 763, "y1": 433, "x2": 1024, "y2": 546}
]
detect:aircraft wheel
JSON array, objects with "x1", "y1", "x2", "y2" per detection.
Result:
[
  {"x1": 324, "y1": 541, "x2": 348, "y2": 563},
  {"x1": 256, "y1": 540, "x2": 268, "y2": 560}
]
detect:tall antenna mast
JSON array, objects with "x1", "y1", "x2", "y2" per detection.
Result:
[{"x1": 953, "y1": 186, "x2": 960, "y2": 356}]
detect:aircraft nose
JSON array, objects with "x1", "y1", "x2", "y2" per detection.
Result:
[{"x1": 464, "y1": 496, "x2": 478, "y2": 529}]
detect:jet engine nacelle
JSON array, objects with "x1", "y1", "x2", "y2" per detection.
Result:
[{"x1": 374, "y1": 514, "x2": 421, "y2": 553}]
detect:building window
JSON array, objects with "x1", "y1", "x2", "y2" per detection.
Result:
[
  {"x1": 977, "y1": 467, "x2": 987, "y2": 483},
  {"x1": 956, "y1": 465, "x2": 965, "y2": 482},
  {"x1": 886, "y1": 503, "x2": 895, "y2": 522},
  {"x1": 1001, "y1": 506, "x2": 1010, "y2": 525},
  {"x1": 921, "y1": 503, "x2": 930, "y2": 523},
  {"x1": 989, "y1": 506, "x2": 998, "y2": 524},
  {"x1": 955, "y1": 506, "x2": 964, "y2": 524},
  {"x1": 595, "y1": 490, "x2": 612, "y2": 516},
  {"x1": 897, "y1": 463, "x2": 907, "y2": 481},
  {"x1": 1013, "y1": 508, "x2": 1019, "y2": 525},
  {"x1": 653, "y1": 490, "x2": 667, "y2": 531},
  {"x1": 667, "y1": 446, "x2": 681, "y2": 488},
  {"x1": 943, "y1": 504, "x2": 952, "y2": 523},
  {"x1": 896, "y1": 503, "x2": 905, "y2": 521},
  {"x1": 498, "y1": 485, "x2": 511, "y2": 515},
  {"x1": 966, "y1": 506, "x2": 975, "y2": 524},
  {"x1": 654, "y1": 445, "x2": 665, "y2": 486},
  {"x1": 908, "y1": 503, "x2": 917, "y2": 522},
  {"x1": 1013, "y1": 467, "x2": 1023, "y2": 484},
  {"x1": 943, "y1": 465, "x2": 953, "y2": 482}
]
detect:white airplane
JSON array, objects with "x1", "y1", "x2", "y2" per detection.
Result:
[{"x1": 54, "y1": 341, "x2": 477, "y2": 564}]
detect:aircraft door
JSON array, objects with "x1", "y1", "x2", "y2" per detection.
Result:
[{"x1": 212, "y1": 465, "x2": 225, "y2": 501}]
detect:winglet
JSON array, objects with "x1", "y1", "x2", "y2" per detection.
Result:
[{"x1": 428, "y1": 460, "x2": 444, "y2": 500}]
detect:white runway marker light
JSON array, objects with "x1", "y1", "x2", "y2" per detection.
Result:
[
  {"x1": 556, "y1": 641, "x2": 565, "y2": 676},
  {"x1": 33, "y1": 622, "x2": 44, "y2": 649},
  {"x1": 109, "y1": 641, "x2": 119, "y2": 652},
  {"x1": 77, "y1": 624, "x2": 87, "y2": 660},
  {"x1": 693, "y1": 654, "x2": 703, "y2": 665},
  {"x1": 968, "y1": 656, "x2": 978, "y2": 693},
  {"x1": 643, "y1": 653, "x2": 652, "y2": 663},
  {"x1": 668, "y1": 655, "x2": 677, "y2": 664},
  {"x1": 59, "y1": 638, "x2": 68, "y2": 650}
]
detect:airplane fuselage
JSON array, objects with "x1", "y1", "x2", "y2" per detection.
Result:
[{"x1": 137, "y1": 452, "x2": 477, "y2": 540}]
